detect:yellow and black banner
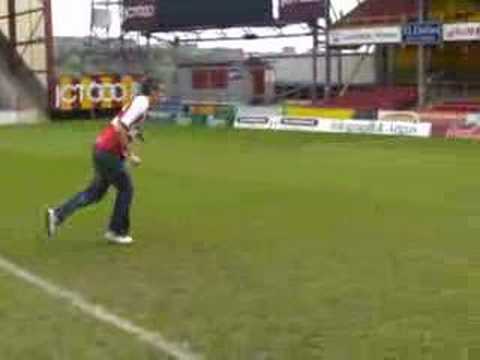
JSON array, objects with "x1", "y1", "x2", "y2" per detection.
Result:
[{"x1": 54, "y1": 74, "x2": 140, "y2": 112}]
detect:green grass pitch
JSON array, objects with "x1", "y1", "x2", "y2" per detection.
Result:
[{"x1": 1, "y1": 121, "x2": 479, "y2": 359}]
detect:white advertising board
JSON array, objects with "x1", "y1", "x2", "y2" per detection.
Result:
[
  {"x1": 330, "y1": 26, "x2": 402, "y2": 46},
  {"x1": 235, "y1": 116, "x2": 432, "y2": 138},
  {"x1": 444, "y1": 23, "x2": 480, "y2": 41}
]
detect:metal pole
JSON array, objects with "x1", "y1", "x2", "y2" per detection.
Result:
[
  {"x1": 7, "y1": 0, "x2": 16, "y2": 45},
  {"x1": 324, "y1": 0, "x2": 332, "y2": 101},
  {"x1": 417, "y1": 0, "x2": 426, "y2": 108},
  {"x1": 387, "y1": 45, "x2": 395, "y2": 85},
  {"x1": 172, "y1": 37, "x2": 180, "y2": 97},
  {"x1": 311, "y1": 21, "x2": 319, "y2": 104},
  {"x1": 7, "y1": 0, "x2": 17, "y2": 109},
  {"x1": 43, "y1": 0, "x2": 56, "y2": 111},
  {"x1": 90, "y1": 0, "x2": 94, "y2": 32},
  {"x1": 337, "y1": 48, "x2": 343, "y2": 88},
  {"x1": 146, "y1": 33, "x2": 151, "y2": 58}
]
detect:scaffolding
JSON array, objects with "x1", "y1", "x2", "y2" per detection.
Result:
[
  {"x1": 90, "y1": 0, "x2": 124, "y2": 41},
  {"x1": 117, "y1": 0, "x2": 337, "y2": 103}
]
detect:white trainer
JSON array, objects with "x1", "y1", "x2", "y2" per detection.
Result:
[
  {"x1": 105, "y1": 231, "x2": 134, "y2": 245},
  {"x1": 46, "y1": 208, "x2": 58, "y2": 238}
]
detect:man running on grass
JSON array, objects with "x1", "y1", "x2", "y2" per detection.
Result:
[{"x1": 46, "y1": 80, "x2": 164, "y2": 245}]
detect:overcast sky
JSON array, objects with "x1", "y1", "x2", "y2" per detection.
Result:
[{"x1": 51, "y1": 0, "x2": 359, "y2": 52}]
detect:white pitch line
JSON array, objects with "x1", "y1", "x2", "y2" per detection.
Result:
[{"x1": 0, "y1": 255, "x2": 200, "y2": 360}]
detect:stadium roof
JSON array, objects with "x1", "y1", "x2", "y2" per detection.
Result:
[{"x1": 335, "y1": 0, "x2": 418, "y2": 27}]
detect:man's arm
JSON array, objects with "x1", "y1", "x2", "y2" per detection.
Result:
[
  {"x1": 115, "y1": 124, "x2": 141, "y2": 165},
  {"x1": 115, "y1": 96, "x2": 149, "y2": 164}
]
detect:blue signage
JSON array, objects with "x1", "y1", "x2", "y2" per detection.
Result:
[{"x1": 402, "y1": 22, "x2": 442, "y2": 44}]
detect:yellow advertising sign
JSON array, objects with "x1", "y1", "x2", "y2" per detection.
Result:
[
  {"x1": 190, "y1": 105, "x2": 217, "y2": 116},
  {"x1": 54, "y1": 74, "x2": 141, "y2": 111},
  {"x1": 285, "y1": 105, "x2": 355, "y2": 120}
]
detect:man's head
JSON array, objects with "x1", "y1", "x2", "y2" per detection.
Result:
[{"x1": 141, "y1": 79, "x2": 165, "y2": 105}]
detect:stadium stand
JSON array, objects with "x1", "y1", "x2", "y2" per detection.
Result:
[
  {"x1": 328, "y1": 0, "x2": 480, "y2": 114},
  {"x1": 338, "y1": 0, "x2": 417, "y2": 25},
  {"x1": 430, "y1": 0, "x2": 480, "y2": 22},
  {"x1": 339, "y1": 0, "x2": 480, "y2": 25},
  {"x1": 316, "y1": 86, "x2": 417, "y2": 111},
  {"x1": 429, "y1": 100, "x2": 480, "y2": 113}
]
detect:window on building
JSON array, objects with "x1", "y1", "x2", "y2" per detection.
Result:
[
  {"x1": 192, "y1": 68, "x2": 228, "y2": 89},
  {"x1": 192, "y1": 69, "x2": 209, "y2": 89}
]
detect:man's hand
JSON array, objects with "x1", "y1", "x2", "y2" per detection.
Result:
[
  {"x1": 129, "y1": 126, "x2": 145, "y2": 143},
  {"x1": 129, "y1": 154, "x2": 142, "y2": 167}
]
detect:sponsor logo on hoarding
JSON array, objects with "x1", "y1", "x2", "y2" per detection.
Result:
[
  {"x1": 125, "y1": 3, "x2": 155, "y2": 19},
  {"x1": 329, "y1": 27, "x2": 402, "y2": 46},
  {"x1": 237, "y1": 117, "x2": 270, "y2": 125},
  {"x1": 326, "y1": 120, "x2": 431, "y2": 137},
  {"x1": 59, "y1": 82, "x2": 129, "y2": 104},
  {"x1": 55, "y1": 74, "x2": 141, "y2": 111},
  {"x1": 388, "y1": 123, "x2": 425, "y2": 136},
  {"x1": 125, "y1": 0, "x2": 156, "y2": 20},
  {"x1": 402, "y1": 22, "x2": 442, "y2": 44},
  {"x1": 444, "y1": 22, "x2": 480, "y2": 41},
  {"x1": 329, "y1": 120, "x2": 429, "y2": 136},
  {"x1": 378, "y1": 110, "x2": 421, "y2": 123},
  {"x1": 466, "y1": 113, "x2": 480, "y2": 126},
  {"x1": 330, "y1": 121, "x2": 381, "y2": 134},
  {"x1": 280, "y1": 117, "x2": 319, "y2": 127},
  {"x1": 446, "y1": 121, "x2": 480, "y2": 140}
]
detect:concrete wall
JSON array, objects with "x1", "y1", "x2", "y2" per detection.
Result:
[
  {"x1": 175, "y1": 65, "x2": 278, "y2": 103},
  {"x1": 0, "y1": 30, "x2": 47, "y2": 110},
  {"x1": 176, "y1": 67, "x2": 252, "y2": 102},
  {"x1": 0, "y1": 45, "x2": 21, "y2": 109},
  {"x1": 264, "y1": 53, "x2": 376, "y2": 86}
]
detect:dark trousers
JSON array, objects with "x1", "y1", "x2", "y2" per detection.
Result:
[{"x1": 55, "y1": 150, "x2": 134, "y2": 236}]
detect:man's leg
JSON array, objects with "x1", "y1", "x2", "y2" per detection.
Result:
[
  {"x1": 108, "y1": 169, "x2": 134, "y2": 237},
  {"x1": 54, "y1": 174, "x2": 110, "y2": 225}
]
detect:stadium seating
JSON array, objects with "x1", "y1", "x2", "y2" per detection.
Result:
[
  {"x1": 316, "y1": 86, "x2": 418, "y2": 111},
  {"x1": 429, "y1": 101, "x2": 480, "y2": 113}
]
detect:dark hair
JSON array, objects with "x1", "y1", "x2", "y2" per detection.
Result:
[{"x1": 141, "y1": 79, "x2": 162, "y2": 96}]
